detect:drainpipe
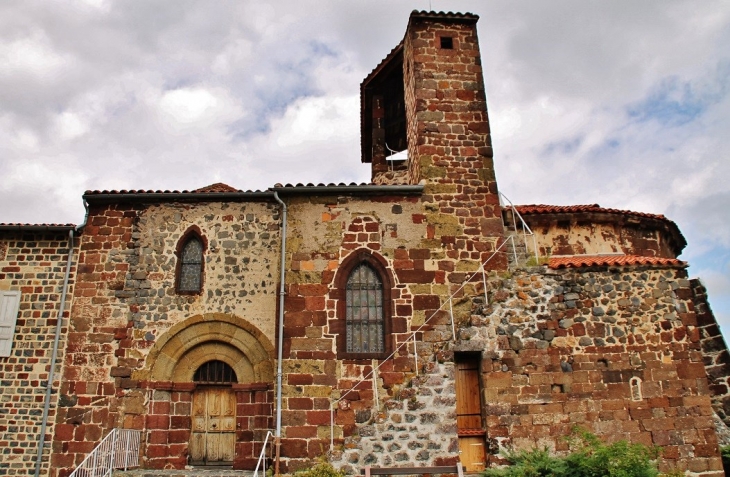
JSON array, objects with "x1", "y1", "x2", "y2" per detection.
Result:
[
  {"x1": 34, "y1": 228, "x2": 75, "y2": 477},
  {"x1": 272, "y1": 192, "x2": 287, "y2": 477}
]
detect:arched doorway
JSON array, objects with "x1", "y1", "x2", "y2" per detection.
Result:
[
  {"x1": 190, "y1": 360, "x2": 237, "y2": 465},
  {"x1": 135, "y1": 313, "x2": 275, "y2": 470}
]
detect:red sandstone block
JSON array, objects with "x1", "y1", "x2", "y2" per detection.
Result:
[
  {"x1": 683, "y1": 395, "x2": 712, "y2": 407},
  {"x1": 148, "y1": 430, "x2": 168, "y2": 444},
  {"x1": 145, "y1": 444, "x2": 169, "y2": 458},
  {"x1": 280, "y1": 438, "x2": 308, "y2": 458},
  {"x1": 413, "y1": 294, "x2": 440, "y2": 310},
  {"x1": 170, "y1": 416, "x2": 191, "y2": 429},
  {"x1": 146, "y1": 415, "x2": 169, "y2": 429},
  {"x1": 67, "y1": 441, "x2": 95, "y2": 454},
  {"x1": 152, "y1": 401, "x2": 170, "y2": 414},
  {"x1": 289, "y1": 398, "x2": 314, "y2": 410},
  {"x1": 393, "y1": 259, "x2": 414, "y2": 270},
  {"x1": 288, "y1": 374, "x2": 314, "y2": 385},
  {"x1": 285, "y1": 296, "x2": 306, "y2": 312},
  {"x1": 304, "y1": 296, "x2": 325, "y2": 311},
  {"x1": 677, "y1": 362, "x2": 706, "y2": 379},
  {"x1": 287, "y1": 426, "x2": 318, "y2": 438},
  {"x1": 306, "y1": 410, "x2": 331, "y2": 426}
]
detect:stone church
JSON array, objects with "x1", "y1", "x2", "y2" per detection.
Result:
[{"x1": 1, "y1": 10, "x2": 729, "y2": 477}]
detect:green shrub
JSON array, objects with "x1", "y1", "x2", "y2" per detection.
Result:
[
  {"x1": 294, "y1": 457, "x2": 346, "y2": 477},
  {"x1": 720, "y1": 445, "x2": 730, "y2": 475},
  {"x1": 484, "y1": 429, "x2": 660, "y2": 477}
]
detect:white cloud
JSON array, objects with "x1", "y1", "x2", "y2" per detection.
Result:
[
  {"x1": 158, "y1": 88, "x2": 222, "y2": 126},
  {"x1": 0, "y1": 0, "x2": 728, "y2": 326},
  {"x1": 55, "y1": 111, "x2": 90, "y2": 141},
  {"x1": 0, "y1": 33, "x2": 68, "y2": 79}
]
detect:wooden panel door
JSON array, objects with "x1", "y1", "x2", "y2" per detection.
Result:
[
  {"x1": 455, "y1": 354, "x2": 486, "y2": 472},
  {"x1": 190, "y1": 388, "x2": 236, "y2": 464}
]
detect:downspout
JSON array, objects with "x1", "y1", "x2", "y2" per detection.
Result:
[
  {"x1": 272, "y1": 192, "x2": 287, "y2": 477},
  {"x1": 34, "y1": 228, "x2": 76, "y2": 477},
  {"x1": 34, "y1": 201, "x2": 87, "y2": 477}
]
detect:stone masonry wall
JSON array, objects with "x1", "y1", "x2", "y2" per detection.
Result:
[
  {"x1": 692, "y1": 278, "x2": 730, "y2": 438},
  {"x1": 52, "y1": 200, "x2": 280, "y2": 476},
  {"x1": 404, "y1": 14, "x2": 506, "y2": 271},
  {"x1": 469, "y1": 266, "x2": 722, "y2": 475},
  {"x1": 516, "y1": 216, "x2": 678, "y2": 259},
  {"x1": 306, "y1": 264, "x2": 723, "y2": 476},
  {"x1": 279, "y1": 190, "x2": 495, "y2": 472},
  {"x1": 0, "y1": 231, "x2": 75, "y2": 477}
]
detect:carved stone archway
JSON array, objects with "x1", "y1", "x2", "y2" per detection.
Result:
[
  {"x1": 133, "y1": 313, "x2": 275, "y2": 470},
  {"x1": 135, "y1": 312, "x2": 275, "y2": 384}
]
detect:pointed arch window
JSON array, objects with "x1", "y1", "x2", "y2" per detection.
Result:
[
  {"x1": 346, "y1": 263, "x2": 385, "y2": 354},
  {"x1": 332, "y1": 249, "x2": 393, "y2": 360},
  {"x1": 175, "y1": 227, "x2": 206, "y2": 294}
]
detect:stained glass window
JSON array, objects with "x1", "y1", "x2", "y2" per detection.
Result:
[
  {"x1": 178, "y1": 237, "x2": 203, "y2": 292},
  {"x1": 346, "y1": 263, "x2": 384, "y2": 354}
]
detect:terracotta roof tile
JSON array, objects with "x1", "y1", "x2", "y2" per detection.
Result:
[
  {"x1": 273, "y1": 182, "x2": 373, "y2": 188},
  {"x1": 409, "y1": 10, "x2": 480, "y2": 22},
  {"x1": 193, "y1": 183, "x2": 239, "y2": 193},
  {"x1": 510, "y1": 204, "x2": 667, "y2": 221},
  {"x1": 548, "y1": 255, "x2": 686, "y2": 269},
  {"x1": 0, "y1": 223, "x2": 75, "y2": 228},
  {"x1": 83, "y1": 187, "x2": 263, "y2": 195}
]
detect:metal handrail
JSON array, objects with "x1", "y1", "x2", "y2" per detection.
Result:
[
  {"x1": 69, "y1": 429, "x2": 141, "y2": 477},
  {"x1": 254, "y1": 430, "x2": 275, "y2": 477},
  {"x1": 499, "y1": 192, "x2": 539, "y2": 265}
]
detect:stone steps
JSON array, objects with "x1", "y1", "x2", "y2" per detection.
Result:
[{"x1": 114, "y1": 469, "x2": 256, "y2": 477}]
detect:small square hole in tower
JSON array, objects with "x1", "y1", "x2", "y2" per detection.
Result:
[{"x1": 440, "y1": 36, "x2": 454, "y2": 49}]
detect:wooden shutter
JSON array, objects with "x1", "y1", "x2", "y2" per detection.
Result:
[{"x1": 0, "y1": 291, "x2": 21, "y2": 357}]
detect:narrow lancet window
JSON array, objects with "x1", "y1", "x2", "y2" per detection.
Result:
[
  {"x1": 346, "y1": 263, "x2": 385, "y2": 354},
  {"x1": 177, "y1": 235, "x2": 204, "y2": 293}
]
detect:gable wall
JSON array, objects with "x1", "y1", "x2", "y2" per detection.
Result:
[{"x1": 50, "y1": 201, "x2": 280, "y2": 475}]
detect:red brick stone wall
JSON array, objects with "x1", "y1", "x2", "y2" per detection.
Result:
[
  {"x1": 473, "y1": 266, "x2": 723, "y2": 474},
  {"x1": 52, "y1": 201, "x2": 280, "y2": 476},
  {"x1": 0, "y1": 230, "x2": 75, "y2": 477},
  {"x1": 693, "y1": 278, "x2": 730, "y2": 433},
  {"x1": 52, "y1": 204, "x2": 137, "y2": 477},
  {"x1": 511, "y1": 213, "x2": 682, "y2": 259},
  {"x1": 403, "y1": 13, "x2": 505, "y2": 271}
]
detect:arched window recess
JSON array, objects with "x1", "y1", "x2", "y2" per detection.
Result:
[
  {"x1": 175, "y1": 226, "x2": 207, "y2": 294},
  {"x1": 332, "y1": 249, "x2": 393, "y2": 360}
]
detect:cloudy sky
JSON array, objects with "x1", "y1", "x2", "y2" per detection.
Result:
[{"x1": 1, "y1": 0, "x2": 729, "y2": 329}]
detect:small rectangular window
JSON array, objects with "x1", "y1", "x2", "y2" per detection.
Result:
[
  {"x1": 0, "y1": 290, "x2": 21, "y2": 357},
  {"x1": 440, "y1": 37, "x2": 454, "y2": 49}
]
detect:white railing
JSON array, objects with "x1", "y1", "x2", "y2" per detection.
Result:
[
  {"x1": 500, "y1": 192, "x2": 539, "y2": 266},
  {"x1": 253, "y1": 431, "x2": 275, "y2": 477},
  {"x1": 69, "y1": 429, "x2": 141, "y2": 477}
]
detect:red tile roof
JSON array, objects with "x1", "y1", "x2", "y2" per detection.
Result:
[
  {"x1": 193, "y1": 183, "x2": 239, "y2": 193},
  {"x1": 0, "y1": 223, "x2": 76, "y2": 232},
  {"x1": 84, "y1": 187, "x2": 262, "y2": 195},
  {"x1": 549, "y1": 255, "x2": 686, "y2": 269},
  {"x1": 510, "y1": 204, "x2": 667, "y2": 221},
  {"x1": 409, "y1": 10, "x2": 480, "y2": 22},
  {"x1": 0, "y1": 223, "x2": 75, "y2": 227}
]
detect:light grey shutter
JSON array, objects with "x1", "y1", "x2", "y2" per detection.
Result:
[{"x1": 0, "y1": 290, "x2": 21, "y2": 357}]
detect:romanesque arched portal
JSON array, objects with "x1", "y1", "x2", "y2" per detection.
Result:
[{"x1": 134, "y1": 313, "x2": 275, "y2": 469}]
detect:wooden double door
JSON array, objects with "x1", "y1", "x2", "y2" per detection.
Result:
[{"x1": 190, "y1": 387, "x2": 236, "y2": 465}]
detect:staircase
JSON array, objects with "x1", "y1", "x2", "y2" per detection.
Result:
[
  {"x1": 114, "y1": 470, "x2": 254, "y2": 477},
  {"x1": 504, "y1": 231, "x2": 530, "y2": 268}
]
